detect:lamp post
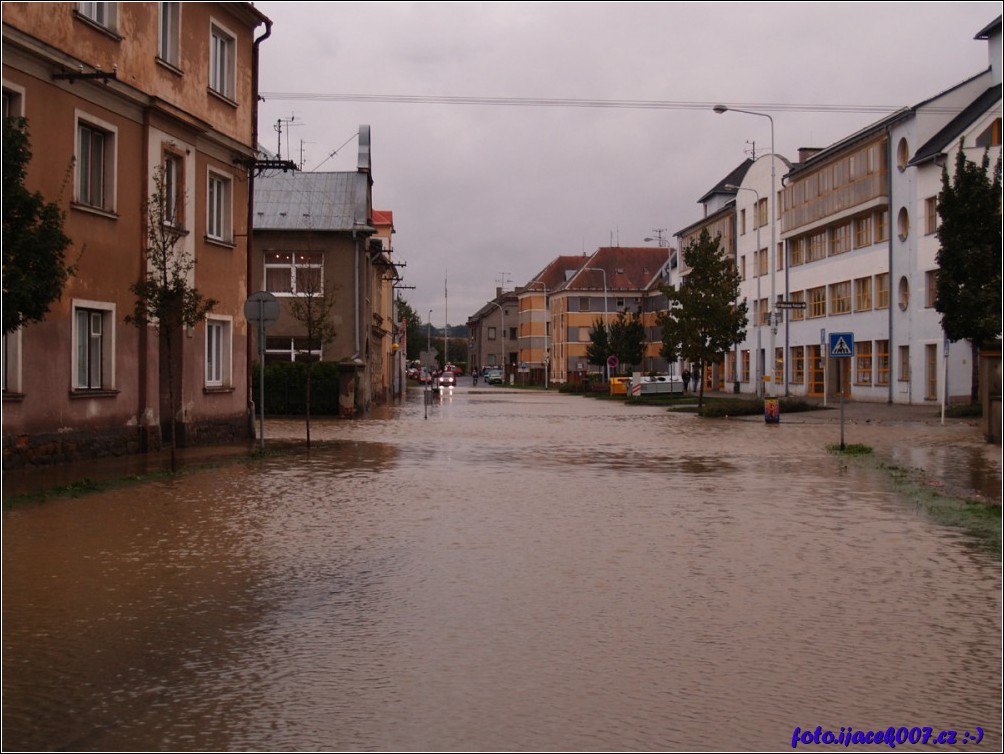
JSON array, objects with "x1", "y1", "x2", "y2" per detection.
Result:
[
  {"x1": 427, "y1": 308, "x2": 432, "y2": 365},
  {"x1": 715, "y1": 104, "x2": 777, "y2": 396},
  {"x1": 525, "y1": 281, "x2": 549, "y2": 389},
  {"x1": 726, "y1": 183, "x2": 762, "y2": 396}
]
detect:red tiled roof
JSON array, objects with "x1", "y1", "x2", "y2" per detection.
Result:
[
  {"x1": 372, "y1": 209, "x2": 394, "y2": 228},
  {"x1": 526, "y1": 255, "x2": 590, "y2": 291},
  {"x1": 564, "y1": 247, "x2": 671, "y2": 292}
]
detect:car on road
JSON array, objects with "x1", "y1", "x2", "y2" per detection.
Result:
[
  {"x1": 439, "y1": 371, "x2": 456, "y2": 388},
  {"x1": 484, "y1": 367, "x2": 504, "y2": 385}
]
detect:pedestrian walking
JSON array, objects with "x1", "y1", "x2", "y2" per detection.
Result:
[{"x1": 681, "y1": 368, "x2": 691, "y2": 393}]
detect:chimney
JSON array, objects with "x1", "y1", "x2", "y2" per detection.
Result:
[{"x1": 798, "y1": 147, "x2": 823, "y2": 163}]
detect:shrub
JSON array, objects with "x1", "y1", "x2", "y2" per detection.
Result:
[{"x1": 252, "y1": 361, "x2": 342, "y2": 415}]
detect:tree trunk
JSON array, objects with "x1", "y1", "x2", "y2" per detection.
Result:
[
  {"x1": 165, "y1": 327, "x2": 178, "y2": 473},
  {"x1": 305, "y1": 360, "x2": 312, "y2": 450}
]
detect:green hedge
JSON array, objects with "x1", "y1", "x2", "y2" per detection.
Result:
[{"x1": 252, "y1": 361, "x2": 342, "y2": 415}]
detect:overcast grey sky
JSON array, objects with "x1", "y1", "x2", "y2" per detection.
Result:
[{"x1": 254, "y1": 2, "x2": 1000, "y2": 325}]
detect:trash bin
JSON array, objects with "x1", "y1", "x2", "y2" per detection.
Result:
[{"x1": 764, "y1": 398, "x2": 780, "y2": 424}]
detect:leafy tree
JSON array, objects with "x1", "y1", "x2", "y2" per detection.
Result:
[
  {"x1": 128, "y1": 166, "x2": 216, "y2": 470},
  {"x1": 609, "y1": 308, "x2": 646, "y2": 373},
  {"x1": 585, "y1": 317, "x2": 611, "y2": 374},
  {"x1": 2, "y1": 116, "x2": 74, "y2": 334},
  {"x1": 287, "y1": 273, "x2": 337, "y2": 449},
  {"x1": 396, "y1": 298, "x2": 424, "y2": 361},
  {"x1": 657, "y1": 229, "x2": 747, "y2": 407},
  {"x1": 935, "y1": 141, "x2": 1002, "y2": 403}
]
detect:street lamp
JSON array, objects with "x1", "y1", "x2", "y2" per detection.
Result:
[
  {"x1": 726, "y1": 183, "x2": 762, "y2": 396},
  {"x1": 427, "y1": 309, "x2": 432, "y2": 364},
  {"x1": 715, "y1": 104, "x2": 778, "y2": 396},
  {"x1": 525, "y1": 281, "x2": 549, "y2": 389}
]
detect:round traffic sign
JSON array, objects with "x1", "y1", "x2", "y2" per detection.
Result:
[{"x1": 607, "y1": 355, "x2": 619, "y2": 369}]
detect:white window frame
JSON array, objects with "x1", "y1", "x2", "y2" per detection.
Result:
[
  {"x1": 264, "y1": 252, "x2": 323, "y2": 296},
  {"x1": 209, "y1": 20, "x2": 237, "y2": 101},
  {"x1": 77, "y1": 2, "x2": 117, "y2": 30},
  {"x1": 205, "y1": 316, "x2": 232, "y2": 387},
  {"x1": 163, "y1": 151, "x2": 183, "y2": 228},
  {"x1": 159, "y1": 2, "x2": 181, "y2": 67},
  {"x1": 72, "y1": 299, "x2": 116, "y2": 390},
  {"x1": 265, "y1": 336, "x2": 321, "y2": 363},
  {"x1": 206, "y1": 168, "x2": 232, "y2": 243},
  {"x1": 2, "y1": 80, "x2": 25, "y2": 118},
  {"x1": 75, "y1": 110, "x2": 118, "y2": 213}
]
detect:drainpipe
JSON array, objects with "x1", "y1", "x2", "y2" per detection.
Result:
[
  {"x1": 886, "y1": 128, "x2": 894, "y2": 405},
  {"x1": 352, "y1": 230, "x2": 362, "y2": 360},
  {"x1": 248, "y1": 17, "x2": 273, "y2": 431}
]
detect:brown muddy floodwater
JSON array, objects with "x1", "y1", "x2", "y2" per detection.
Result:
[{"x1": 3, "y1": 386, "x2": 1001, "y2": 751}]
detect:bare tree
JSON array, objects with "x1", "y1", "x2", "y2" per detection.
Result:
[
  {"x1": 128, "y1": 165, "x2": 216, "y2": 471},
  {"x1": 287, "y1": 268, "x2": 336, "y2": 449}
]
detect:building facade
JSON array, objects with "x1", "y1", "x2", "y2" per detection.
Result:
[{"x1": 3, "y1": 2, "x2": 269, "y2": 467}]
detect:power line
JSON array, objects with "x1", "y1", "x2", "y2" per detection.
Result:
[{"x1": 258, "y1": 91, "x2": 964, "y2": 116}]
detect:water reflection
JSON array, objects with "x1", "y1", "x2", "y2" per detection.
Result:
[{"x1": 4, "y1": 387, "x2": 1000, "y2": 751}]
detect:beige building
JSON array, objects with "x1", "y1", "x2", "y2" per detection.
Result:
[{"x1": 3, "y1": 2, "x2": 270, "y2": 467}]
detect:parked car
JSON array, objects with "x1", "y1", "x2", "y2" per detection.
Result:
[{"x1": 485, "y1": 367, "x2": 504, "y2": 385}]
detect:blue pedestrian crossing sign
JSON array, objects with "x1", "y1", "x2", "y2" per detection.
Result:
[{"x1": 829, "y1": 332, "x2": 854, "y2": 358}]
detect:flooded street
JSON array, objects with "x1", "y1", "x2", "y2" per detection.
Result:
[{"x1": 3, "y1": 386, "x2": 1001, "y2": 751}]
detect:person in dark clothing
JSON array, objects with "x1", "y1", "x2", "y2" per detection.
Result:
[{"x1": 681, "y1": 368, "x2": 691, "y2": 393}]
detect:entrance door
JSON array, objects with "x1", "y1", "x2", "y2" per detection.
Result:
[{"x1": 808, "y1": 345, "x2": 824, "y2": 397}]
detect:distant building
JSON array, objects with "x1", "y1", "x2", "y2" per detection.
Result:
[
  {"x1": 3, "y1": 2, "x2": 270, "y2": 467},
  {"x1": 468, "y1": 289, "x2": 519, "y2": 379},
  {"x1": 252, "y1": 127, "x2": 393, "y2": 417}
]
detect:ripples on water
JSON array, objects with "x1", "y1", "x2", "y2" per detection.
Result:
[{"x1": 3, "y1": 387, "x2": 1000, "y2": 750}]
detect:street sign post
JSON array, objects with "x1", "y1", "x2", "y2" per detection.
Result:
[
  {"x1": 244, "y1": 292, "x2": 280, "y2": 452},
  {"x1": 827, "y1": 332, "x2": 854, "y2": 449}
]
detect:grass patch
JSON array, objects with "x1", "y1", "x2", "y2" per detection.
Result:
[
  {"x1": 827, "y1": 443, "x2": 874, "y2": 455},
  {"x1": 946, "y1": 403, "x2": 983, "y2": 418}
]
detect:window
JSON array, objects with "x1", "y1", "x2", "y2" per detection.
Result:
[
  {"x1": 875, "y1": 209, "x2": 888, "y2": 243},
  {"x1": 163, "y1": 152, "x2": 183, "y2": 227},
  {"x1": 73, "y1": 301, "x2": 114, "y2": 390},
  {"x1": 829, "y1": 281, "x2": 851, "y2": 315},
  {"x1": 487, "y1": 326, "x2": 497, "y2": 341},
  {"x1": 896, "y1": 138, "x2": 909, "y2": 171},
  {"x1": 876, "y1": 340, "x2": 890, "y2": 386},
  {"x1": 790, "y1": 290, "x2": 805, "y2": 322},
  {"x1": 777, "y1": 241, "x2": 784, "y2": 271},
  {"x1": 741, "y1": 349, "x2": 750, "y2": 382},
  {"x1": 159, "y1": 2, "x2": 181, "y2": 67},
  {"x1": 265, "y1": 336, "x2": 321, "y2": 363},
  {"x1": 898, "y1": 345, "x2": 910, "y2": 382},
  {"x1": 77, "y1": 2, "x2": 116, "y2": 30},
  {"x1": 925, "y1": 197, "x2": 938, "y2": 235},
  {"x1": 925, "y1": 270, "x2": 938, "y2": 308},
  {"x1": 789, "y1": 237, "x2": 805, "y2": 267},
  {"x1": 829, "y1": 223, "x2": 851, "y2": 256},
  {"x1": 807, "y1": 286, "x2": 826, "y2": 318},
  {"x1": 76, "y1": 115, "x2": 117, "y2": 211},
  {"x1": 2, "y1": 82, "x2": 24, "y2": 118},
  {"x1": 740, "y1": 209, "x2": 746, "y2": 235},
  {"x1": 757, "y1": 248, "x2": 768, "y2": 277},
  {"x1": 925, "y1": 344, "x2": 938, "y2": 400},
  {"x1": 854, "y1": 277, "x2": 872, "y2": 312},
  {"x1": 509, "y1": 327, "x2": 518, "y2": 342},
  {"x1": 897, "y1": 207, "x2": 910, "y2": 241},
  {"x1": 756, "y1": 198, "x2": 768, "y2": 228},
  {"x1": 898, "y1": 276, "x2": 910, "y2": 311},
  {"x1": 265, "y1": 252, "x2": 322, "y2": 295},
  {"x1": 209, "y1": 23, "x2": 236, "y2": 100},
  {"x1": 205, "y1": 317, "x2": 232, "y2": 387},
  {"x1": 854, "y1": 214, "x2": 872, "y2": 248},
  {"x1": 578, "y1": 297, "x2": 590, "y2": 312},
  {"x1": 3, "y1": 329, "x2": 21, "y2": 394},
  {"x1": 855, "y1": 341, "x2": 872, "y2": 385},
  {"x1": 975, "y1": 118, "x2": 1001, "y2": 148},
  {"x1": 774, "y1": 347, "x2": 783, "y2": 386},
  {"x1": 758, "y1": 297, "x2": 769, "y2": 325},
  {"x1": 790, "y1": 346, "x2": 804, "y2": 384},
  {"x1": 807, "y1": 231, "x2": 826, "y2": 262},
  {"x1": 875, "y1": 273, "x2": 889, "y2": 309},
  {"x1": 740, "y1": 255, "x2": 746, "y2": 280},
  {"x1": 206, "y1": 170, "x2": 232, "y2": 242}
]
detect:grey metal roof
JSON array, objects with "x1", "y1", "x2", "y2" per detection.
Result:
[
  {"x1": 911, "y1": 85, "x2": 1003, "y2": 166},
  {"x1": 254, "y1": 171, "x2": 371, "y2": 232},
  {"x1": 697, "y1": 159, "x2": 752, "y2": 205}
]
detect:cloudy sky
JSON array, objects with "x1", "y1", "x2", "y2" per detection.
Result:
[{"x1": 254, "y1": 2, "x2": 999, "y2": 325}]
